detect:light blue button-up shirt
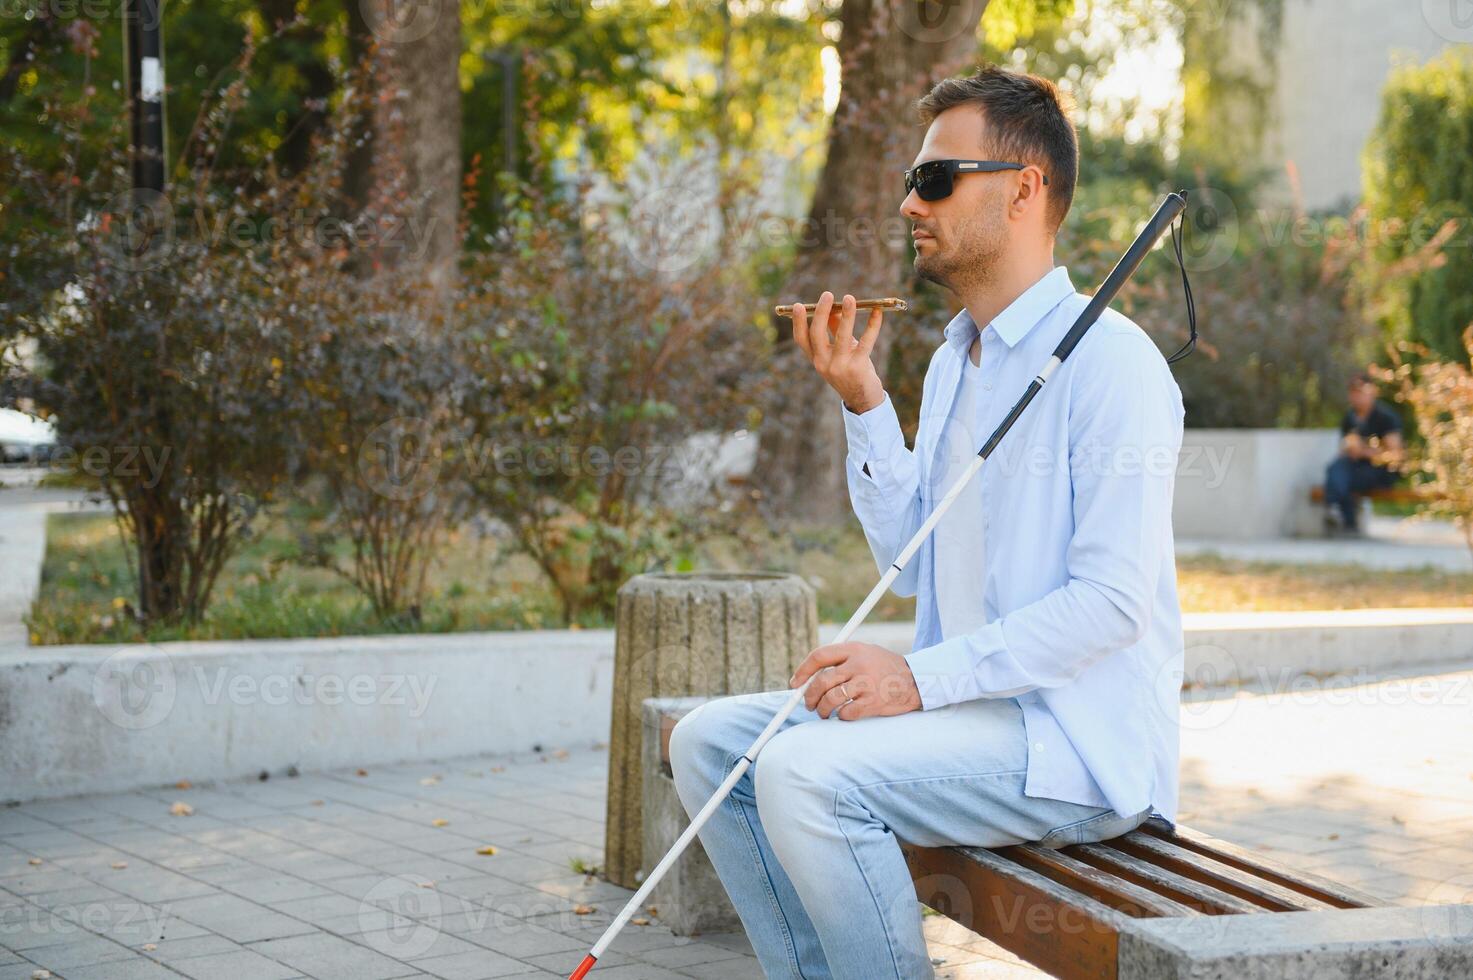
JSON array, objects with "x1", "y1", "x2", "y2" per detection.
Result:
[{"x1": 840, "y1": 265, "x2": 1185, "y2": 826}]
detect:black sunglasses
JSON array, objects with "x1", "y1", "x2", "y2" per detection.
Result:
[{"x1": 903, "y1": 159, "x2": 1048, "y2": 202}]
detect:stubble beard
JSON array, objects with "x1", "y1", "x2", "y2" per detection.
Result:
[{"x1": 914, "y1": 198, "x2": 1007, "y2": 297}]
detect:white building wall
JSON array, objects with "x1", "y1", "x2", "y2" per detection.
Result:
[{"x1": 1264, "y1": 0, "x2": 1459, "y2": 210}]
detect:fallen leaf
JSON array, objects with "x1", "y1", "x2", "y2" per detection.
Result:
[
  {"x1": 431, "y1": 819, "x2": 449, "y2": 827},
  {"x1": 416, "y1": 881, "x2": 435, "y2": 889},
  {"x1": 356, "y1": 769, "x2": 368, "y2": 777},
  {"x1": 490, "y1": 766, "x2": 505, "y2": 774},
  {"x1": 1391, "y1": 814, "x2": 1405, "y2": 825},
  {"x1": 646, "y1": 905, "x2": 658, "y2": 916},
  {"x1": 1327, "y1": 833, "x2": 1340, "y2": 841},
  {"x1": 111, "y1": 861, "x2": 128, "y2": 870},
  {"x1": 169, "y1": 802, "x2": 194, "y2": 817},
  {"x1": 419, "y1": 775, "x2": 441, "y2": 786},
  {"x1": 311, "y1": 800, "x2": 325, "y2": 807},
  {"x1": 631, "y1": 917, "x2": 649, "y2": 926},
  {"x1": 175, "y1": 780, "x2": 192, "y2": 790},
  {"x1": 573, "y1": 904, "x2": 594, "y2": 915},
  {"x1": 476, "y1": 845, "x2": 498, "y2": 856},
  {"x1": 143, "y1": 943, "x2": 157, "y2": 951},
  {"x1": 553, "y1": 749, "x2": 569, "y2": 760},
  {"x1": 28, "y1": 858, "x2": 42, "y2": 866},
  {"x1": 31, "y1": 970, "x2": 52, "y2": 979}
]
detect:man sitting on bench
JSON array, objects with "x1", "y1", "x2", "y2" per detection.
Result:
[
  {"x1": 1324, "y1": 372, "x2": 1403, "y2": 535},
  {"x1": 668, "y1": 66, "x2": 1182, "y2": 980}
]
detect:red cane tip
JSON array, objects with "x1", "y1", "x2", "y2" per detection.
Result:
[{"x1": 569, "y1": 953, "x2": 597, "y2": 979}]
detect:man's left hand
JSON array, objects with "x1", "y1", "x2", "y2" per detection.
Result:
[{"x1": 788, "y1": 642, "x2": 923, "y2": 720}]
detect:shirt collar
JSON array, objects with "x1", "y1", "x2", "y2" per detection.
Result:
[{"x1": 942, "y1": 265, "x2": 1076, "y2": 354}]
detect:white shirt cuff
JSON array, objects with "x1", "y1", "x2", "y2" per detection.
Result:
[
  {"x1": 905, "y1": 622, "x2": 1007, "y2": 710},
  {"x1": 841, "y1": 392, "x2": 904, "y2": 483}
]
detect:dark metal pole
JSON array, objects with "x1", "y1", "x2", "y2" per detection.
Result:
[
  {"x1": 498, "y1": 47, "x2": 518, "y2": 180},
  {"x1": 123, "y1": 0, "x2": 166, "y2": 194}
]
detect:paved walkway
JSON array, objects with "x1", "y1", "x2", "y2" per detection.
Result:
[
  {"x1": 4, "y1": 661, "x2": 1472, "y2": 979},
  {"x1": 1178, "y1": 513, "x2": 1472, "y2": 573},
  {"x1": 0, "y1": 471, "x2": 105, "y2": 647}
]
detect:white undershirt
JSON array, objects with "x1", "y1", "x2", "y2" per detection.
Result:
[{"x1": 932, "y1": 343, "x2": 989, "y2": 641}]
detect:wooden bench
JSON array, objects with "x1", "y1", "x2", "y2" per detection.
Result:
[
  {"x1": 1308, "y1": 484, "x2": 1429, "y2": 506},
  {"x1": 900, "y1": 818, "x2": 1385, "y2": 978},
  {"x1": 649, "y1": 704, "x2": 1464, "y2": 979}
]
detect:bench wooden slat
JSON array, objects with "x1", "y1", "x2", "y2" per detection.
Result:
[
  {"x1": 1138, "y1": 817, "x2": 1384, "y2": 909},
  {"x1": 1070, "y1": 842, "x2": 1266, "y2": 915},
  {"x1": 994, "y1": 844, "x2": 1203, "y2": 919},
  {"x1": 904, "y1": 843, "x2": 1132, "y2": 980},
  {"x1": 1308, "y1": 484, "x2": 1432, "y2": 505},
  {"x1": 1109, "y1": 833, "x2": 1332, "y2": 912}
]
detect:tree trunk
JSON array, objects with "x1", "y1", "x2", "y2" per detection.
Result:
[
  {"x1": 751, "y1": 0, "x2": 990, "y2": 522},
  {"x1": 350, "y1": 0, "x2": 463, "y2": 292}
]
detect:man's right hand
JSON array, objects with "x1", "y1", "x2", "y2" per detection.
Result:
[{"x1": 790, "y1": 291, "x2": 887, "y2": 414}]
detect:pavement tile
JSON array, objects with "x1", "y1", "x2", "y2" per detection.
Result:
[
  {"x1": 170, "y1": 947, "x2": 304, "y2": 980},
  {"x1": 246, "y1": 932, "x2": 422, "y2": 980},
  {"x1": 405, "y1": 948, "x2": 534, "y2": 979},
  {"x1": 59, "y1": 955, "x2": 189, "y2": 979},
  {"x1": 25, "y1": 933, "x2": 137, "y2": 969}
]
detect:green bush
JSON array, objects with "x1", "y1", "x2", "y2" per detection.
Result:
[
  {"x1": 456, "y1": 167, "x2": 774, "y2": 625},
  {"x1": 2, "y1": 42, "x2": 457, "y2": 628},
  {"x1": 1363, "y1": 48, "x2": 1473, "y2": 364}
]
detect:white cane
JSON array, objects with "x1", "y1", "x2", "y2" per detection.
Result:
[{"x1": 568, "y1": 191, "x2": 1192, "y2": 979}]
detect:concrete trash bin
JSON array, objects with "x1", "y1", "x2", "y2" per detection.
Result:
[{"x1": 603, "y1": 571, "x2": 818, "y2": 889}]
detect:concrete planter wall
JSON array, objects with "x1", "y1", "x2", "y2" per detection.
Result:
[
  {"x1": 4, "y1": 608, "x2": 1471, "y2": 804},
  {"x1": 1173, "y1": 428, "x2": 1340, "y2": 540},
  {"x1": 0, "y1": 630, "x2": 616, "y2": 805}
]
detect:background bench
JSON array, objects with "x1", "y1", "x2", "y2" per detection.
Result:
[
  {"x1": 1308, "y1": 484, "x2": 1429, "y2": 506},
  {"x1": 645, "y1": 697, "x2": 1473, "y2": 978}
]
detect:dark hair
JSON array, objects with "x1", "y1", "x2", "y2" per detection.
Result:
[
  {"x1": 914, "y1": 65, "x2": 1078, "y2": 233},
  {"x1": 1348, "y1": 371, "x2": 1375, "y2": 387}
]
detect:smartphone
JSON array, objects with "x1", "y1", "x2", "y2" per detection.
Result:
[{"x1": 773, "y1": 297, "x2": 909, "y2": 319}]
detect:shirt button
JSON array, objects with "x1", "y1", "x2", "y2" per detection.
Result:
[
  {"x1": 983, "y1": 383, "x2": 992, "y2": 391},
  {"x1": 1033, "y1": 742, "x2": 1045, "y2": 752}
]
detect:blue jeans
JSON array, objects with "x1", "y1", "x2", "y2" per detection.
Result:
[
  {"x1": 668, "y1": 690, "x2": 1152, "y2": 980},
  {"x1": 1324, "y1": 455, "x2": 1397, "y2": 529}
]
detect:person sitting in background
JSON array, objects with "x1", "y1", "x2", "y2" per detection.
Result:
[{"x1": 1324, "y1": 372, "x2": 1403, "y2": 535}]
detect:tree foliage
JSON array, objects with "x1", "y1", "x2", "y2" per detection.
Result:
[{"x1": 1363, "y1": 47, "x2": 1473, "y2": 364}]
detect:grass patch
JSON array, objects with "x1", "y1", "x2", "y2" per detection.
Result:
[
  {"x1": 27, "y1": 511, "x2": 1473, "y2": 645},
  {"x1": 28, "y1": 511, "x2": 565, "y2": 645}
]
